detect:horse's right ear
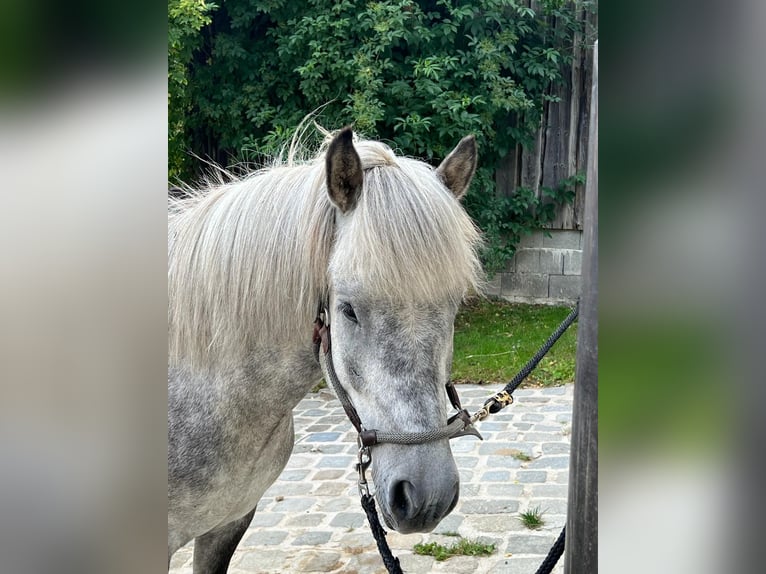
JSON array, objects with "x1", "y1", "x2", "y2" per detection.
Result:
[
  {"x1": 326, "y1": 127, "x2": 363, "y2": 214},
  {"x1": 436, "y1": 135, "x2": 477, "y2": 200}
]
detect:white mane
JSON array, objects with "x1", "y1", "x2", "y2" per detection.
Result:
[{"x1": 168, "y1": 132, "x2": 483, "y2": 370}]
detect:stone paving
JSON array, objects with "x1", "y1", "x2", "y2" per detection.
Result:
[{"x1": 170, "y1": 383, "x2": 573, "y2": 574}]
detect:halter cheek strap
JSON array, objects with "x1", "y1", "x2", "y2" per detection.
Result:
[{"x1": 311, "y1": 308, "x2": 483, "y2": 448}]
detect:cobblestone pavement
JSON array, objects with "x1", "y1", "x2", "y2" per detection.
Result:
[{"x1": 170, "y1": 383, "x2": 572, "y2": 574}]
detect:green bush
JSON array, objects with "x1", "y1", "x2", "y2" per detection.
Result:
[{"x1": 169, "y1": 0, "x2": 218, "y2": 180}]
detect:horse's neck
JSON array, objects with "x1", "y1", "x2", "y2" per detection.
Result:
[
  {"x1": 173, "y1": 343, "x2": 323, "y2": 419},
  {"x1": 244, "y1": 345, "x2": 322, "y2": 409}
]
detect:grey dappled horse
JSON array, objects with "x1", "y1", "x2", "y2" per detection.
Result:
[{"x1": 168, "y1": 127, "x2": 482, "y2": 572}]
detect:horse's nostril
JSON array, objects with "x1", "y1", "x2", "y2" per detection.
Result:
[{"x1": 390, "y1": 480, "x2": 420, "y2": 522}]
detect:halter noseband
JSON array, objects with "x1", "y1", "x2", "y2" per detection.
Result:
[{"x1": 311, "y1": 305, "x2": 483, "y2": 450}]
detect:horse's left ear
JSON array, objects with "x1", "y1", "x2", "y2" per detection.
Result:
[
  {"x1": 436, "y1": 135, "x2": 477, "y2": 200},
  {"x1": 326, "y1": 127, "x2": 363, "y2": 214}
]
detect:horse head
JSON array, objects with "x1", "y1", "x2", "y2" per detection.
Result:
[{"x1": 322, "y1": 128, "x2": 480, "y2": 533}]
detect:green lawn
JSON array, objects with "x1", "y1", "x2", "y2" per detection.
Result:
[{"x1": 452, "y1": 298, "x2": 578, "y2": 387}]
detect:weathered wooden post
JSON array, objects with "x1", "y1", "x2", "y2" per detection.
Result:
[{"x1": 565, "y1": 40, "x2": 597, "y2": 574}]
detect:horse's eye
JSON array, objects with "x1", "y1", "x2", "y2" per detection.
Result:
[{"x1": 339, "y1": 302, "x2": 358, "y2": 323}]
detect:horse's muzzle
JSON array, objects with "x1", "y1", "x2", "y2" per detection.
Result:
[{"x1": 379, "y1": 474, "x2": 460, "y2": 533}]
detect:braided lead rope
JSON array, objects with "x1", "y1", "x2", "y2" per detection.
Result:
[
  {"x1": 535, "y1": 527, "x2": 566, "y2": 574},
  {"x1": 503, "y1": 303, "x2": 579, "y2": 395},
  {"x1": 360, "y1": 494, "x2": 403, "y2": 574}
]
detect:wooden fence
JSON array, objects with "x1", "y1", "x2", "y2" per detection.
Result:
[{"x1": 495, "y1": 4, "x2": 598, "y2": 231}]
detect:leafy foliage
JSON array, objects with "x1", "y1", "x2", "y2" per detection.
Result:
[
  {"x1": 170, "y1": 0, "x2": 595, "y2": 267},
  {"x1": 169, "y1": 0, "x2": 218, "y2": 180}
]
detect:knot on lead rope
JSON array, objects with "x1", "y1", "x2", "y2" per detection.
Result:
[{"x1": 472, "y1": 390, "x2": 515, "y2": 423}]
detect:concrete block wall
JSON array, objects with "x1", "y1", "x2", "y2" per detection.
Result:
[{"x1": 484, "y1": 229, "x2": 583, "y2": 304}]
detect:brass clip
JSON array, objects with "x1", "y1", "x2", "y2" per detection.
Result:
[{"x1": 471, "y1": 406, "x2": 490, "y2": 424}]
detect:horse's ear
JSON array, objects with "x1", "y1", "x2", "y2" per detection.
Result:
[
  {"x1": 436, "y1": 135, "x2": 477, "y2": 200},
  {"x1": 326, "y1": 127, "x2": 363, "y2": 214}
]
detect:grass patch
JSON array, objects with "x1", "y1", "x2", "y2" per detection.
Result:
[
  {"x1": 310, "y1": 379, "x2": 327, "y2": 393},
  {"x1": 518, "y1": 506, "x2": 546, "y2": 530},
  {"x1": 510, "y1": 450, "x2": 533, "y2": 462},
  {"x1": 452, "y1": 299, "x2": 577, "y2": 387},
  {"x1": 414, "y1": 538, "x2": 496, "y2": 561}
]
